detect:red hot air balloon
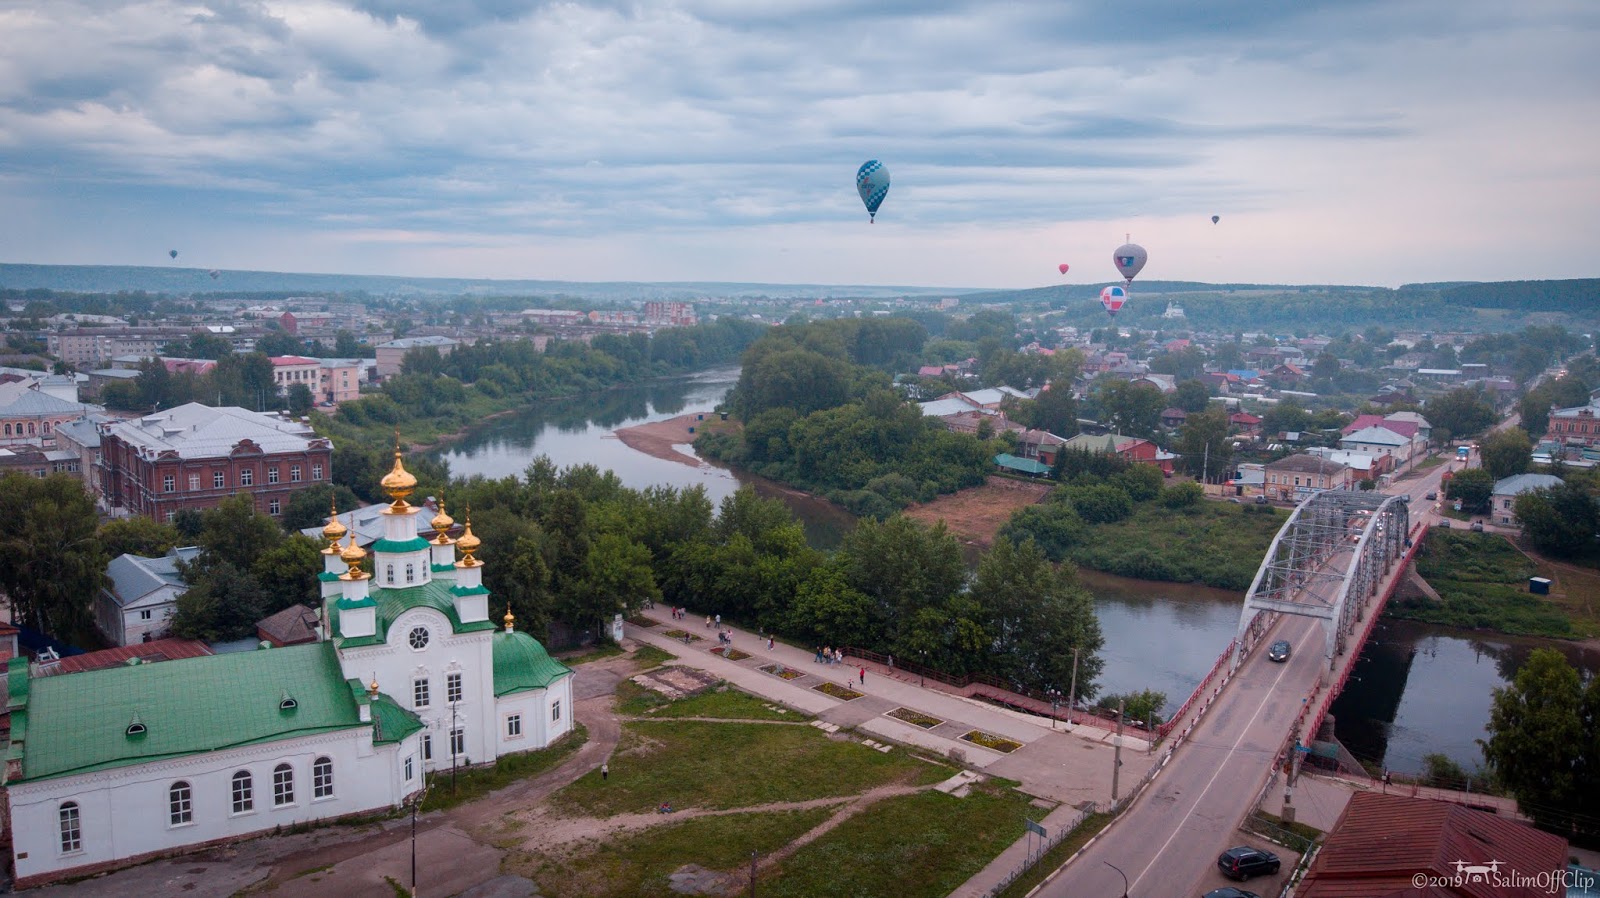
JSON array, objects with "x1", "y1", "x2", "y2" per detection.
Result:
[{"x1": 1058, "y1": 263, "x2": 1070, "y2": 274}]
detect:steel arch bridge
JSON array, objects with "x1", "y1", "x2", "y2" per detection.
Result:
[{"x1": 1232, "y1": 490, "x2": 1410, "y2": 671}]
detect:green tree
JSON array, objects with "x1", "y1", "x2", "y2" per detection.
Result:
[
  {"x1": 1426, "y1": 388, "x2": 1497, "y2": 440},
  {"x1": 834, "y1": 516, "x2": 966, "y2": 645},
  {"x1": 1260, "y1": 400, "x2": 1310, "y2": 439},
  {"x1": 1480, "y1": 427, "x2": 1533, "y2": 480},
  {"x1": 788, "y1": 565, "x2": 876, "y2": 647},
  {"x1": 1066, "y1": 483, "x2": 1134, "y2": 524},
  {"x1": 968, "y1": 538, "x2": 1104, "y2": 694},
  {"x1": 1514, "y1": 483, "x2": 1599, "y2": 556},
  {"x1": 1481, "y1": 648, "x2": 1588, "y2": 836},
  {"x1": 1162, "y1": 481, "x2": 1204, "y2": 507},
  {"x1": 1172, "y1": 379, "x2": 1211, "y2": 414},
  {"x1": 281, "y1": 483, "x2": 365, "y2": 534},
  {"x1": 255, "y1": 331, "x2": 306, "y2": 357},
  {"x1": 170, "y1": 560, "x2": 269, "y2": 642},
  {"x1": 334, "y1": 329, "x2": 366, "y2": 358},
  {"x1": 287, "y1": 382, "x2": 315, "y2": 416},
  {"x1": 0, "y1": 474, "x2": 107, "y2": 644},
  {"x1": 100, "y1": 379, "x2": 143, "y2": 411},
  {"x1": 1446, "y1": 467, "x2": 1494, "y2": 513},
  {"x1": 199, "y1": 494, "x2": 285, "y2": 563},
  {"x1": 1174, "y1": 407, "x2": 1233, "y2": 482},
  {"x1": 1093, "y1": 380, "x2": 1165, "y2": 437},
  {"x1": 1025, "y1": 384, "x2": 1080, "y2": 436},
  {"x1": 98, "y1": 517, "x2": 181, "y2": 559}
]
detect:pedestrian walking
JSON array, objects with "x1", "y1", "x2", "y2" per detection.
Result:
[
  {"x1": 705, "y1": 615, "x2": 712, "y2": 629},
  {"x1": 888, "y1": 654, "x2": 894, "y2": 669},
  {"x1": 768, "y1": 635, "x2": 775, "y2": 651},
  {"x1": 814, "y1": 646, "x2": 823, "y2": 663},
  {"x1": 715, "y1": 613, "x2": 721, "y2": 628},
  {"x1": 835, "y1": 648, "x2": 843, "y2": 665},
  {"x1": 602, "y1": 763, "x2": 608, "y2": 781},
  {"x1": 859, "y1": 667, "x2": 866, "y2": 686},
  {"x1": 823, "y1": 645, "x2": 831, "y2": 664}
]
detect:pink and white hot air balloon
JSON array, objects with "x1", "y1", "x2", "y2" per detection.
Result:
[
  {"x1": 1058, "y1": 263, "x2": 1070, "y2": 274},
  {"x1": 1100, "y1": 285, "x2": 1127, "y2": 317}
]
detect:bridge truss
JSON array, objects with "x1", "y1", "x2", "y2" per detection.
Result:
[{"x1": 1233, "y1": 490, "x2": 1410, "y2": 671}]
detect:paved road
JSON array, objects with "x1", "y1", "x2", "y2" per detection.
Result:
[{"x1": 1038, "y1": 458, "x2": 1439, "y2": 898}]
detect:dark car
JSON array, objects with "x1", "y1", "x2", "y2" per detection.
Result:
[
  {"x1": 1425, "y1": 491, "x2": 1437, "y2": 501},
  {"x1": 1218, "y1": 846, "x2": 1281, "y2": 880},
  {"x1": 1204, "y1": 890, "x2": 1261, "y2": 898},
  {"x1": 1267, "y1": 640, "x2": 1291, "y2": 663}
]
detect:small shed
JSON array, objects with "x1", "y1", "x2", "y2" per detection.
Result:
[{"x1": 1529, "y1": 577, "x2": 1552, "y2": 595}]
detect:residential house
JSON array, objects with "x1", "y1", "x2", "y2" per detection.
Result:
[
  {"x1": 316, "y1": 358, "x2": 363, "y2": 404},
  {"x1": 1159, "y1": 407, "x2": 1188, "y2": 428},
  {"x1": 1131, "y1": 374, "x2": 1176, "y2": 394},
  {"x1": 98, "y1": 550, "x2": 191, "y2": 646},
  {"x1": 1295, "y1": 792, "x2": 1566, "y2": 898},
  {"x1": 1264, "y1": 454, "x2": 1352, "y2": 500},
  {"x1": 1306, "y1": 447, "x2": 1392, "y2": 480},
  {"x1": 1383, "y1": 411, "x2": 1433, "y2": 442},
  {"x1": 98, "y1": 403, "x2": 334, "y2": 522},
  {"x1": 1339, "y1": 425, "x2": 1414, "y2": 470},
  {"x1": 269, "y1": 355, "x2": 322, "y2": 396},
  {"x1": 0, "y1": 381, "x2": 94, "y2": 449},
  {"x1": 375, "y1": 335, "x2": 459, "y2": 378},
  {"x1": 1228, "y1": 411, "x2": 1262, "y2": 435},
  {"x1": 1547, "y1": 393, "x2": 1600, "y2": 448},
  {"x1": 49, "y1": 637, "x2": 214, "y2": 675},
  {"x1": 1016, "y1": 429, "x2": 1069, "y2": 468},
  {"x1": 1061, "y1": 432, "x2": 1174, "y2": 474},
  {"x1": 1489, "y1": 473, "x2": 1564, "y2": 527},
  {"x1": 256, "y1": 603, "x2": 320, "y2": 647},
  {"x1": 1225, "y1": 463, "x2": 1266, "y2": 498}
]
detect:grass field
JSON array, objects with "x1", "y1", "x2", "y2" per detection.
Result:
[
  {"x1": 521, "y1": 684, "x2": 1043, "y2": 898},
  {"x1": 1395, "y1": 529, "x2": 1598, "y2": 638},
  {"x1": 759, "y1": 782, "x2": 1038, "y2": 898},
  {"x1": 1066, "y1": 501, "x2": 1284, "y2": 590},
  {"x1": 421, "y1": 724, "x2": 588, "y2": 812},
  {"x1": 615, "y1": 679, "x2": 806, "y2": 721}
]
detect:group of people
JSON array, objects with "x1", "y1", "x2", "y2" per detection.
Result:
[
  {"x1": 668, "y1": 606, "x2": 690, "y2": 621},
  {"x1": 814, "y1": 646, "x2": 845, "y2": 665}
]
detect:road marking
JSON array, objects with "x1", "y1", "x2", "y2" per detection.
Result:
[{"x1": 1128, "y1": 630, "x2": 1304, "y2": 894}]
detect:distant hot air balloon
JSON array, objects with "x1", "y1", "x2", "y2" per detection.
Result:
[
  {"x1": 856, "y1": 160, "x2": 890, "y2": 223},
  {"x1": 208, "y1": 269, "x2": 220, "y2": 280},
  {"x1": 1100, "y1": 285, "x2": 1127, "y2": 317},
  {"x1": 169, "y1": 249, "x2": 179, "y2": 259},
  {"x1": 1112, "y1": 241, "x2": 1147, "y2": 285},
  {"x1": 1058, "y1": 263, "x2": 1070, "y2": 274},
  {"x1": 1211, "y1": 215, "x2": 1220, "y2": 225}
]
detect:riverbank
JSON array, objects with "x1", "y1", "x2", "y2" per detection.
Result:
[
  {"x1": 1388, "y1": 528, "x2": 1600, "y2": 639},
  {"x1": 613, "y1": 413, "x2": 721, "y2": 467},
  {"x1": 902, "y1": 477, "x2": 1052, "y2": 549}
]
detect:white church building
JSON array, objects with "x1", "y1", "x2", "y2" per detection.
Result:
[{"x1": 3, "y1": 450, "x2": 574, "y2": 888}]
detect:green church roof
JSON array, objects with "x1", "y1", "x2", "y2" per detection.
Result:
[
  {"x1": 492, "y1": 630, "x2": 572, "y2": 697},
  {"x1": 11, "y1": 642, "x2": 363, "y2": 782},
  {"x1": 328, "y1": 579, "x2": 497, "y2": 649},
  {"x1": 370, "y1": 692, "x2": 424, "y2": 745},
  {"x1": 373, "y1": 537, "x2": 432, "y2": 553}
]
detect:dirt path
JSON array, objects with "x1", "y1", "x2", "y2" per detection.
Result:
[
  {"x1": 902, "y1": 476, "x2": 1052, "y2": 548},
  {"x1": 619, "y1": 715, "x2": 812, "y2": 726}
]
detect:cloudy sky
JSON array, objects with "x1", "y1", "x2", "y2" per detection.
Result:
[{"x1": 1, "y1": 0, "x2": 1596, "y2": 289}]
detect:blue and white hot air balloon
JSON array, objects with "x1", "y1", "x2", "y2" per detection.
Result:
[{"x1": 856, "y1": 160, "x2": 890, "y2": 223}]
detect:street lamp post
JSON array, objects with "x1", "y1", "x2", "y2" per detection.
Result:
[
  {"x1": 1104, "y1": 861, "x2": 1130, "y2": 898},
  {"x1": 1047, "y1": 688, "x2": 1061, "y2": 729},
  {"x1": 919, "y1": 650, "x2": 926, "y2": 688}
]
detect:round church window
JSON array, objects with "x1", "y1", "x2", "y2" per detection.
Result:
[{"x1": 408, "y1": 626, "x2": 429, "y2": 650}]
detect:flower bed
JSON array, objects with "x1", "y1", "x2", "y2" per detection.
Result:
[
  {"x1": 662, "y1": 629, "x2": 702, "y2": 642},
  {"x1": 760, "y1": 664, "x2": 805, "y2": 680},
  {"x1": 627, "y1": 616, "x2": 658, "y2": 628},
  {"x1": 960, "y1": 730, "x2": 1022, "y2": 753},
  {"x1": 813, "y1": 681, "x2": 864, "y2": 701},
  {"x1": 711, "y1": 647, "x2": 752, "y2": 661},
  {"x1": 887, "y1": 707, "x2": 943, "y2": 729}
]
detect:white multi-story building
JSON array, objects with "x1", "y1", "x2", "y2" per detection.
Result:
[{"x1": 3, "y1": 451, "x2": 574, "y2": 888}]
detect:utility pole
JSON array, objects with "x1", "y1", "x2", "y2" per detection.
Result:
[
  {"x1": 1112, "y1": 699, "x2": 1125, "y2": 801},
  {"x1": 749, "y1": 850, "x2": 758, "y2": 898},
  {"x1": 1068, "y1": 648, "x2": 1079, "y2": 729}
]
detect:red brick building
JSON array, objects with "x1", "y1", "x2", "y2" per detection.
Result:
[{"x1": 99, "y1": 403, "x2": 333, "y2": 522}]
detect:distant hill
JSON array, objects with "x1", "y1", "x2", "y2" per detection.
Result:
[{"x1": 0, "y1": 263, "x2": 974, "y2": 302}]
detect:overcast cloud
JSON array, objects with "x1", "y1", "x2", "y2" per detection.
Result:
[{"x1": 1, "y1": 0, "x2": 1595, "y2": 288}]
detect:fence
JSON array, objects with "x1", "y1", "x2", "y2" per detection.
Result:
[
  {"x1": 980, "y1": 805, "x2": 1097, "y2": 898},
  {"x1": 840, "y1": 646, "x2": 1124, "y2": 735}
]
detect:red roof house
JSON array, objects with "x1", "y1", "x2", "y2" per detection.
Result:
[{"x1": 1296, "y1": 792, "x2": 1566, "y2": 898}]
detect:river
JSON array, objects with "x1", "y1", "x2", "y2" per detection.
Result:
[{"x1": 431, "y1": 368, "x2": 1589, "y2": 770}]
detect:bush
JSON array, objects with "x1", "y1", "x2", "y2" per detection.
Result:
[
  {"x1": 1065, "y1": 483, "x2": 1134, "y2": 524},
  {"x1": 1162, "y1": 482, "x2": 1203, "y2": 508}
]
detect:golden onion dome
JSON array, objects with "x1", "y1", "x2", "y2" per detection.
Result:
[
  {"x1": 503, "y1": 605, "x2": 515, "y2": 630},
  {"x1": 456, "y1": 510, "x2": 482, "y2": 564},
  {"x1": 430, "y1": 495, "x2": 455, "y2": 538},
  {"x1": 321, "y1": 500, "x2": 348, "y2": 543},
  {"x1": 380, "y1": 448, "x2": 418, "y2": 502},
  {"x1": 339, "y1": 531, "x2": 368, "y2": 568}
]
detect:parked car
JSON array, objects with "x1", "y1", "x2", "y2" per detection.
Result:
[
  {"x1": 1218, "y1": 846, "x2": 1281, "y2": 881},
  {"x1": 1471, "y1": 521, "x2": 1484, "y2": 532},
  {"x1": 1425, "y1": 491, "x2": 1437, "y2": 500},
  {"x1": 1254, "y1": 496, "x2": 1270, "y2": 505},
  {"x1": 1267, "y1": 640, "x2": 1291, "y2": 662},
  {"x1": 1439, "y1": 520, "x2": 1452, "y2": 528},
  {"x1": 1204, "y1": 890, "x2": 1262, "y2": 898}
]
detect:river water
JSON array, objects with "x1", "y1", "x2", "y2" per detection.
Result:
[{"x1": 432, "y1": 368, "x2": 1591, "y2": 773}]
